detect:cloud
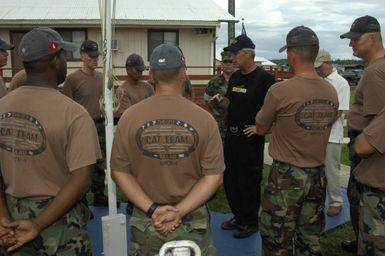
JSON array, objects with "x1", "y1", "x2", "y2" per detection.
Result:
[{"x1": 213, "y1": 0, "x2": 384, "y2": 60}]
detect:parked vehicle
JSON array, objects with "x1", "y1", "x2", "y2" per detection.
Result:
[{"x1": 341, "y1": 69, "x2": 363, "y2": 86}]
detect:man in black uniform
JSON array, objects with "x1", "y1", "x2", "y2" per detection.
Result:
[{"x1": 216, "y1": 34, "x2": 275, "y2": 238}]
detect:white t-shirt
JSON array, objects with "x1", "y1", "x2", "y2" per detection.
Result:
[{"x1": 325, "y1": 69, "x2": 350, "y2": 144}]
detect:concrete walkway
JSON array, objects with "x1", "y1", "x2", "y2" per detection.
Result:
[{"x1": 264, "y1": 142, "x2": 351, "y2": 188}]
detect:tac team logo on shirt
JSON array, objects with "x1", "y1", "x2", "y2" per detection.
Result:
[
  {"x1": 295, "y1": 99, "x2": 338, "y2": 131},
  {"x1": 0, "y1": 112, "x2": 46, "y2": 156},
  {"x1": 232, "y1": 85, "x2": 247, "y2": 94},
  {"x1": 136, "y1": 119, "x2": 198, "y2": 162}
]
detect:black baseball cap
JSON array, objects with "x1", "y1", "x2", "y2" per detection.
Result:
[
  {"x1": 279, "y1": 26, "x2": 319, "y2": 53},
  {"x1": 340, "y1": 15, "x2": 381, "y2": 39},
  {"x1": 80, "y1": 40, "x2": 99, "y2": 57},
  {"x1": 223, "y1": 34, "x2": 255, "y2": 52},
  {"x1": 126, "y1": 53, "x2": 146, "y2": 72},
  {"x1": 19, "y1": 27, "x2": 76, "y2": 62},
  {"x1": 0, "y1": 38, "x2": 14, "y2": 50}
]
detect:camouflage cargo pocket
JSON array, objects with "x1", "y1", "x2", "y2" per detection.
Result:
[
  {"x1": 262, "y1": 164, "x2": 304, "y2": 214},
  {"x1": 128, "y1": 241, "x2": 141, "y2": 256},
  {"x1": 269, "y1": 162, "x2": 304, "y2": 190},
  {"x1": 360, "y1": 191, "x2": 385, "y2": 236},
  {"x1": 5, "y1": 196, "x2": 91, "y2": 256},
  {"x1": 358, "y1": 190, "x2": 385, "y2": 255}
]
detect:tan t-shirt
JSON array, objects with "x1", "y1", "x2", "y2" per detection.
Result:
[
  {"x1": 256, "y1": 76, "x2": 338, "y2": 168},
  {"x1": 62, "y1": 69, "x2": 103, "y2": 120},
  {"x1": 115, "y1": 80, "x2": 154, "y2": 115},
  {"x1": 111, "y1": 95, "x2": 225, "y2": 204},
  {"x1": 0, "y1": 86, "x2": 101, "y2": 197},
  {"x1": 353, "y1": 106, "x2": 385, "y2": 191},
  {"x1": 0, "y1": 76, "x2": 7, "y2": 99},
  {"x1": 9, "y1": 69, "x2": 27, "y2": 91},
  {"x1": 348, "y1": 57, "x2": 385, "y2": 131}
]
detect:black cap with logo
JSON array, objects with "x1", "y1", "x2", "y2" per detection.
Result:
[
  {"x1": 80, "y1": 40, "x2": 99, "y2": 57},
  {"x1": 223, "y1": 34, "x2": 255, "y2": 52},
  {"x1": 340, "y1": 15, "x2": 380, "y2": 39},
  {"x1": 19, "y1": 27, "x2": 76, "y2": 62},
  {"x1": 150, "y1": 43, "x2": 186, "y2": 70},
  {"x1": 0, "y1": 38, "x2": 14, "y2": 51},
  {"x1": 126, "y1": 53, "x2": 146, "y2": 72},
  {"x1": 279, "y1": 26, "x2": 319, "y2": 53}
]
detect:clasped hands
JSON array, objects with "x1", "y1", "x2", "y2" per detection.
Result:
[
  {"x1": 0, "y1": 216, "x2": 40, "y2": 253},
  {"x1": 151, "y1": 205, "x2": 182, "y2": 237}
]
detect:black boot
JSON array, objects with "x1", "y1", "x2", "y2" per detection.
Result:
[{"x1": 341, "y1": 240, "x2": 357, "y2": 253}]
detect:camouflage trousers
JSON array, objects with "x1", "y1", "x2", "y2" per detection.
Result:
[
  {"x1": 214, "y1": 117, "x2": 227, "y2": 142},
  {"x1": 129, "y1": 205, "x2": 216, "y2": 256},
  {"x1": 358, "y1": 187, "x2": 385, "y2": 256},
  {"x1": 92, "y1": 120, "x2": 106, "y2": 197},
  {"x1": 347, "y1": 130, "x2": 362, "y2": 240},
  {"x1": 259, "y1": 161, "x2": 326, "y2": 256},
  {"x1": 2, "y1": 195, "x2": 91, "y2": 256}
]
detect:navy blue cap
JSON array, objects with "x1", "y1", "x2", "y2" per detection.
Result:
[
  {"x1": 80, "y1": 40, "x2": 99, "y2": 57},
  {"x1": 223, "y1": 34, "x2": 255, "y2": 52},
  {"x1": 150, "y1": 44, "x2": 186, "y2": 70}
]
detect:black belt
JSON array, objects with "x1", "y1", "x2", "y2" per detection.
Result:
[{"x1": 228, "y1": 123, "x2": 253, "y2": 133}]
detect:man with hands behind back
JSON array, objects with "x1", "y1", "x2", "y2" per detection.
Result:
[{"x1": 111, "y1": 43, "x2": 224, "y2": 256}]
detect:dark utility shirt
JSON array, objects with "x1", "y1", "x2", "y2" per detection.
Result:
[{"x1": 226, "y1": 67, "x2": 275, "y2": 126}]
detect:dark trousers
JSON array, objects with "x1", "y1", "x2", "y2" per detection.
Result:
[
  {"x1": 347, "y1": 130, "x2": 362, "y2": 240},
  {"x1": 92, "y1": 120, "x2": 106, "y2": 197},
  {"x1": 223, "y1": 127, "x2": 264, "y2": 225}
]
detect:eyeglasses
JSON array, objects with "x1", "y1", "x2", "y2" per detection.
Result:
[{"x1": 223, "y1": 60, "x2": 233, "y2": 64}]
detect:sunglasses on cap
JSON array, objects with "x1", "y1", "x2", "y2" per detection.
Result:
[{"x1": 223, "y1": 60, "x2": 233, "y2": 64}]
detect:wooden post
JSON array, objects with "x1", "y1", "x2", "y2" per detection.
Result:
[{"x1": 228, "y1": 0, "x2": 235, "y2": 45}]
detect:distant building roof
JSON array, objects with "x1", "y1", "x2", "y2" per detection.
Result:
[
  {"x1": 0, "y1": 0, "x2": 237, "y2": 27},
  {"x1": 255, "y1": 56, "x2": 277, "y2": 66}
]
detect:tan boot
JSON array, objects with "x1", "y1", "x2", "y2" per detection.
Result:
[{"x1": 327, "y1": 205, "x2": 342, "y2": 216}]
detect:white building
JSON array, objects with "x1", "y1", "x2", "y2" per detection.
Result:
[{"x1": 0, "y1": 0, "x2": 237, "y2": 80}]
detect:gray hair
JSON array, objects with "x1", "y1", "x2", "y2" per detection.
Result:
[{"x1": 242, "y1": 48, "x2": 255, "y2": 59}]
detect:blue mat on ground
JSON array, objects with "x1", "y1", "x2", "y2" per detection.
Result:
[{"x1": 88, "y1": 188, "x2": 350, "y2": 256}]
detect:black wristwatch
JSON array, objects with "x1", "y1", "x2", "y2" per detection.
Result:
[{"x1": 146, "y1": 202, "x2": 158, "y2": 218}]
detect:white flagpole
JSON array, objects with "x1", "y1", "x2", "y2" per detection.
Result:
[
  {"x1": 101, "y1": 0, "x2": 117, "y2": 217},
  {"x1": 100, "y1": 0, "x2": 127, "y2": 255}
]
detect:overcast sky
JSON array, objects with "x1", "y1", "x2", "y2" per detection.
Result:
[{"x1": 213, "y1": 0, "x2": 384, "y2": 60}]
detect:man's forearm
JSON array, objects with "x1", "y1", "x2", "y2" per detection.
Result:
[
  {"x1": 111, "y1": 171, "x2": 153, "y2": 213},
  {"x1": 176, "y1": 173, "x2": 223, "y2": 218},
  {"x1": 354, "y1": 133, "x2": 376, "y2": 156},
  {"x1": 255, "y1": 122, "x2": 271, "y2": 135},
  {"x1": 0, "y1": 174, "x2": 11, "y2": 219},
  {"x1": 33, "y1": 166, "x2": 93, "y2": 231}
]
